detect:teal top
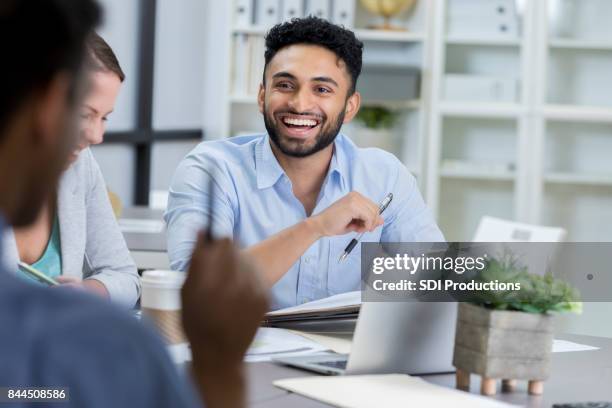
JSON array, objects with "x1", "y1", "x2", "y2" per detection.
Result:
[{"x1": 21, "y1": 217, "x2": 62, "y2": 284}]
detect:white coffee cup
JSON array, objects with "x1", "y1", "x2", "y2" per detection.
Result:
[{"x1": 141, "y1": 270, "x2": 187, "y2": 344}]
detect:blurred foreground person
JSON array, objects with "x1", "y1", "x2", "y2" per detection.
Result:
[{"x1": 0, "y1": 1, "x2": 268, "y2": 407}]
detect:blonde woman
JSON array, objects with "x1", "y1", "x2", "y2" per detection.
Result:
[{"x1": 1, "y1": 33, "x2": 139, "y2": 307}]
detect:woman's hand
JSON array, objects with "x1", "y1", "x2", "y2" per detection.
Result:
[{"x1": 54, "y1": 276, "x2": 109, "y2": 298}]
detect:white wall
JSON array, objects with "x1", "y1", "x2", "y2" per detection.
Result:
[
  {"x1": 92, "y1": 0, "x2": 139, "y2": 205},
  {"x1": 153, "y1": 0, "x2": 206, "y2": 130},
  {"x1": 93, "y1": 0, "x2": 208, "y2": 206}
]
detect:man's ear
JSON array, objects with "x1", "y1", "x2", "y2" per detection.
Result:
[
  {"x1": 342, "y1": 91, "x2": 361, "y2": 124},
  {"x1": 33, "y1": 73, "x2": 72, "y2": 147},
  {"x1": 257, "y1": 82, "x2": 265, "y2": 114}
]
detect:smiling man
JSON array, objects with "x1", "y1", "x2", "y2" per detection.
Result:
[{"x1": 166, "y1": 17, "x2": 444, "y2": 310}]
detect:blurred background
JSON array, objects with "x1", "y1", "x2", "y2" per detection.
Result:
[{"x1": 96, "y1": 0, "x2": 612, "y2": 335}]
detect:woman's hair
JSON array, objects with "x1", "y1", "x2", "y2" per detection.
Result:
[{"x1": 85, "y1": 32, "x2": 125, "y2": 82}]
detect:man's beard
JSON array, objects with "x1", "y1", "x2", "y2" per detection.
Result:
[{"x1": 264, "y1": 104, "x2": 345, "y2": 158}]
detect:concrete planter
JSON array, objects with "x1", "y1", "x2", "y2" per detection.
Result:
[{"x1": 453, "y1": 302, "x2": 554, "y2": 396}]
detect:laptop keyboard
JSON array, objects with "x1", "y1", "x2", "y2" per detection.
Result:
[{"x1": 318, "y1": 360, "x2": 347, "y2": 370}]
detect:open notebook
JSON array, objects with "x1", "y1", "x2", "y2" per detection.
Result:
[{"x1": 264, "y1": 291, "x2": 361, "y2": 324}]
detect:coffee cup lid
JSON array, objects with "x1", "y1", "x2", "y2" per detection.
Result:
[{"x1": 141, "y1": 270, "x2": 186, "y2": 289}]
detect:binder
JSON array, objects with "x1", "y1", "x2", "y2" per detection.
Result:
[
  {"x1": 232, "y1": 34, "x2": 249, "y2": 95},
  {"x1": 233, "y1": 0, "x2": 254, "y2": 27},
  {"x1": 256, "y1": 0, "x2": 281, "y2": 28},
  {"x1": 305, "y1": 0, "x2": 330, "y2": 20},
  {"x1": 282, "y1": 0, "x2": 304, "y2": 22},
  {"x1": 447, "y1": 0, "x2": 519, "y2": 38},
  {"x1": 331, "y1": 0, "x2": 355, "y2": 28}
]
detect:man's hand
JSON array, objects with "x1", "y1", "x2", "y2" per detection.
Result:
[
  {"x1": 182, "y1": 232, "x2": 269, "y2": 408},
  {"x1": 309, "y1": 191, "x2": 384, "y2": 237}
]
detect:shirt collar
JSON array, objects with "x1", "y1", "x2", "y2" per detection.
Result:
[
  {"x1": 255, "y1": 134, "x2": 285, "y2": 189},
  {"x1": 255, "y1": 133, "x2": 350, "y2": 190},
  {"x1": 329, "y1": 134, "x2": 349, "y2": 190}
]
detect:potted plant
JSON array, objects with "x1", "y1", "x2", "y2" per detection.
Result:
[
  {"x1": 452, "y1": 255, "x2": 581, "y2": 396},
  {"x1": 350, "y1": 106, "x2": 398, "y2": 152}
]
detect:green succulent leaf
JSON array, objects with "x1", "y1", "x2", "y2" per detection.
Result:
[{"x1": 463, "y1": 254, "x2": 582, "y2": 314}]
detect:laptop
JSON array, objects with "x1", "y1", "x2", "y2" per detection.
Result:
[{"x1": 273, "y1": 301, "x2": 457, "y2": 375}]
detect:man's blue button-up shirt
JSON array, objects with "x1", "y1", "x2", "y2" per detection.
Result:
[{"x1": 165, "y1": 134, "x2": 444, "y2": 310}]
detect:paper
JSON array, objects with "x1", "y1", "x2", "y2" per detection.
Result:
[
  {"x1": 267, "y1": 291, "x2": 361, "y2": 317},
  {"x1": 119, "y1": 218, "x2": 165, "y2": 234},
  {"x1": 274, "y1": 374, "x2": 518, "y2": 408},
  {"x1": 245, "y1": 328, "x2": 330, "y2": 362},
  {"x1": 290, "y1": 331, "x2": 353, "y2": 355},
  {"x1": 553, "y1": 339, "x2": 599, "y2": 353}
]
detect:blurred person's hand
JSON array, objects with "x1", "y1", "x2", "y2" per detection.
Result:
[{"x1": 182, "y1": 232, "x2": 269, "y2": 408}]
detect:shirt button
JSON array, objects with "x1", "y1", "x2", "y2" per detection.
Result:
[
  {"x1": 302, "y1": 298, "x2": 310, "y2": 304},
  {"x1": 304, "y1": 257, "x2": 311, "y2": 264}
]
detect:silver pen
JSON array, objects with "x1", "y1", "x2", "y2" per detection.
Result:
[{"x1": 338, "y1": 193, "x2": 393, "y2": 263}]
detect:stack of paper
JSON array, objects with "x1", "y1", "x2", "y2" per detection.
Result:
[
  {"x1": 274, "y1": 374, "x2": 519, "y2": 408},
  {"x1": 245, "y1": 327, "x2": 330, "y2": 362},
  {"x1": 264, "y1": 291, "x2": 361, "y2": 325}
]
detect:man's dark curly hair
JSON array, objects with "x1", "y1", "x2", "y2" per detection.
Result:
[{"x1": 264, "y1": 16, "x2": 364, "y2": 95}]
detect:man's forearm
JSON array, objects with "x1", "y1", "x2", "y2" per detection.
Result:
[{"x1": 244, "y1": 217, "x2": 323, "y2": 286}]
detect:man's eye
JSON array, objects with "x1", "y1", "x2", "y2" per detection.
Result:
[
  {"x1": 277, "y1": 82, "x2": 292, "y2": 89},
  {"x1": 316, "y1": 87, "x2": 331, "y2": 94}
]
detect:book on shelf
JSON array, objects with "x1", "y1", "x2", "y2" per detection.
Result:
[
  {"x1": 232, "y1": 34, "x2": 266, "y2": 97},
  {"x1": 444, "y1": 74, "x2": 518, "y2": 103},
  {"x1": 331, "y1": 0, "x2": 355, "y2": 28},
  {"x1": 446, "y1": 0, "x2": 519, "y2": 39},
  {"x1": 233, "y1": 0, "x2": 254, "y2": 27},
  {"x1": 256, "y1": 0, "x2": 281, "y2": 28},
  {"x1": 282, "y1": 0, "x2": 304, "y2": 21},
  {"x1": 305, "y1": 0, "x2": 330, "y2": 20}
]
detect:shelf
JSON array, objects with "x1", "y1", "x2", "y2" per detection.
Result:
[
  {"x1": 542, "y1": 105, "x2": 612, "y2": 124},
  {"x1": 362, "y1": 99, "x2": 421, "y2": 110},
  {"x1": 549, "y1": 38, "x2": 612, "y2": 51},
  {"x1": 446, "y1": 36, "x2": 521, "y2": 47},
  {"x1": 230, "y1": 94, "x2": 258, "y2": 104},
  {"x1": 439, "y1": 102, "x2": 524, "y2": 118},
  {"x1": 232, "y1": 27, "x2": 424, "y2": 43},
  {"x1": 545, "y1": 172, "x2": 612, "y2": 187},
  {"x1": 232, "y1": 26, "x2": 266, "y2": 35},
  {"x1": 440, "y1": 166, "x2": 515, "y2": 181},
  {"x1": 354, "y1": 29, "x2": 424, "y2": 43}
]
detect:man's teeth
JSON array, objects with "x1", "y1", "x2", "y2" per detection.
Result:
[{"x1": 283, "y1": 118, "x2": 318, "y2": 127}]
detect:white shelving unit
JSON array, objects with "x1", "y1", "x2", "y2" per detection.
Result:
[
  {"x1": 533, "y1": 0, "x2": 612, "y2": 241},
  {"x1": 426, "y1": 0, "x2": 612, "y2": 242},
  {"x1": 212, "y1": 0, "x2": 612, "y2": 242},
  {"x1": 426, "y1": 0, "x2": 536, "y2": 241},
  {"x1": 219, "y1": 0, "x2": 435, "y2": 188}
]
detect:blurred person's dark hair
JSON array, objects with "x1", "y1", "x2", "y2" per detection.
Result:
[
  {"x1": 0, "y1": 0, "x2": 101, "y2": 139},
  {"x1": 264, "y1": 16, "x2": 364, "y2": 95},
  {"x1": 86, "y1": 32, "x2": 125, "y2": 82}
]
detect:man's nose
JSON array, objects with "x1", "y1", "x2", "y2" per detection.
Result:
[{"x1": 287, "y1": 88, "x2": 316, "y2": 114}]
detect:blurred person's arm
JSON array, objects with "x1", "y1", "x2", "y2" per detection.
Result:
[{"x1": 182, "y1": 233, "x2": 269, "y2": 408}]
